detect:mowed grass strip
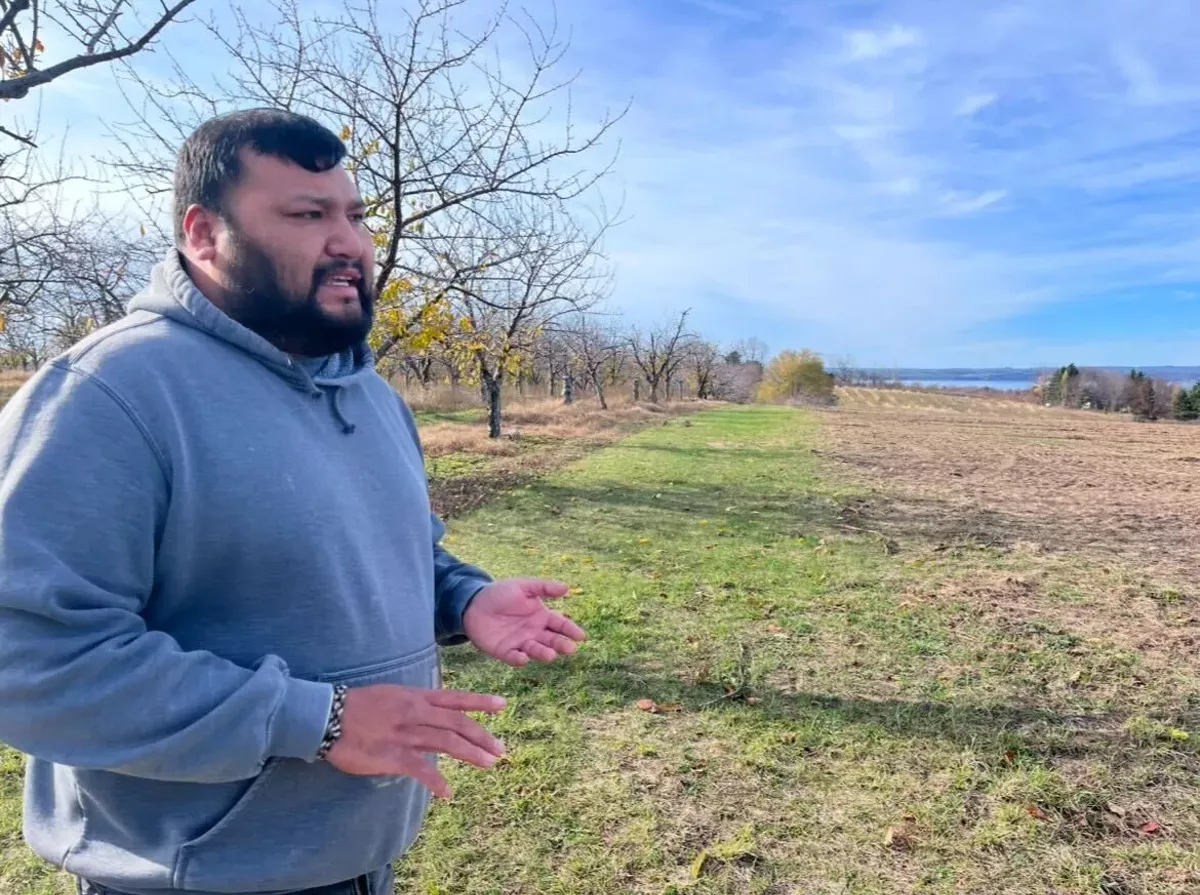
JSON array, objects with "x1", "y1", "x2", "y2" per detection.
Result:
[{"x1": 404, "y1": 406, "x2": 1200, "y2": 895}]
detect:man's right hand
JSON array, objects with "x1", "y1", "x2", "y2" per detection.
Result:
[{"x1": 323, "y1": 684, "x2": 507, "y2": 800}]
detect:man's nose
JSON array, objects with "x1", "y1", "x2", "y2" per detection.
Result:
[{"x1": 325, "y1": 215, "x2": 361, "y2": 258}]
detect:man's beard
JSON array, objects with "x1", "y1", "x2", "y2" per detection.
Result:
[{"x1": 220, "y1": 226, "x2": 375, "y2": 358}]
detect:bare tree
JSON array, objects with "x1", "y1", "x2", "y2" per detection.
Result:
[
  {"x1": 0, "y1": 0, "x2": 198, "y2": 101},
  {"x1": 432, "y1": 197, "x2": 609, "y2": 437},
  {"x1": 729, "y1": 336, "x2": 768, "y2": 366},
  {"x1": 0, "y1": 0, "x2": 192, "y2": 337},
  {"x1": 689, "y1": 340, "x2": 722, "y2": 400},
  {"x1": 0, "y1": 135, "x2": 73, "y2": 312},
  {"x1": 628, "y1": 310, "x2": 694, "y2": 404},
  {"x1": 0, "y1": 216, "x2": 156, "y2": 364},
  {"x1": 563, "y1": 312, "x2": 621, "y2": 410}
]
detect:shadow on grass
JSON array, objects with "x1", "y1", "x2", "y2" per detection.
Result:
[
  {"x1": 445, "y1": 650, "x2": 1157, "y2": 762},
  {"x1": 616, "y1": 442, "x2": 813, "y2": 463},
  {"x1": 526, "y1": 481, "x2": 836, "y2": 529}
]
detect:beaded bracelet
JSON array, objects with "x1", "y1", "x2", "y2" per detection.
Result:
[{"x1": 316, "y1": 684, "x2": 349, "y2": 761}]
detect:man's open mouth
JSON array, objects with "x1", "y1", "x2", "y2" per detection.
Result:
[{"x1": 323, "y1": 271, "x2": 361, "y2": 288}]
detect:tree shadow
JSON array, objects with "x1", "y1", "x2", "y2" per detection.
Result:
[
  {"x1": 443, "y1": 651, "x2": 1172, "y2": 764},
  {"x1": 616, "y1": 442, "x2": 809, "y2": 463}
]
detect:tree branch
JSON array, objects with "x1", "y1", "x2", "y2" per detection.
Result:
[{"x1": 0, "y1": 0, "x2": 198, "y2": 101}]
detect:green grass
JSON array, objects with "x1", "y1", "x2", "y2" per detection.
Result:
[
  {"x1": 412, "y1": 408, "x2": 487, "y2": 426},
  {"x1": 4, "y1": 406, "x2": 1200, "y2": 894}
]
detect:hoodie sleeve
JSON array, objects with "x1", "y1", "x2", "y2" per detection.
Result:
[
  {"x1": 0, "y1": 364, "x2": 333, "y2": 783},
  {"x1": 389, "y1": 392, "x2": 493, "y2": 645},
  {"x1": 431, "y1": 512, "x2": 493, "y2": 646}
]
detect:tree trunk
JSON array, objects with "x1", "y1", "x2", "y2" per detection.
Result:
[
  {"x1": 594, "y1": 373, "x2": 608, "y2": 410},
  {"x1": 633, "y1": 379, "x2": 641, "y2": 402},
  {"x1": 564, "y1": 373, "x2": 575, "y2": 405},
  {"x1": 649, "y1": 378, "x2": 660, "y2": 403},
  {"x1": 485, "y1": 376, "x2": 502, "y2": 438}
]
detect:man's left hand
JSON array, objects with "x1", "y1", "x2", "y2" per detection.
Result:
[{"x1": 463, "y1": 578, "x2": 587, "y2": 667}]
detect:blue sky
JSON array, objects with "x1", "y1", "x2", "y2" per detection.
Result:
[{"x1": 19, "y1": 0, "x2": 1200, "y2": 367}]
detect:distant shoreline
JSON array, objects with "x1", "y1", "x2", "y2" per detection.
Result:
[{"x1": 854, "y1": 367, "x2": 1200, "y2": 389}]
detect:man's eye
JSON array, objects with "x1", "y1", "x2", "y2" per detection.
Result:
[{"x1": 292, "y1": 211, "x2": 322, "y2": 219}]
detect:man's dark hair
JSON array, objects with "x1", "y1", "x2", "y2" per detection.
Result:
[{"x1": 173, "y1": 108, "x2": 347, "y2": 243}]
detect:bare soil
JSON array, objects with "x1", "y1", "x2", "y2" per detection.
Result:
[{"x1": 820, "y1": 387, "x2": 1200, "y2": 593}]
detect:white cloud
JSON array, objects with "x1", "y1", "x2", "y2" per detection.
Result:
[
  {"x1": 937, "y1": 190, "x2": 1007, "y2": 216},
  {"x1": 844, "y1": 25, "x2": 922, "y2": 61},
  {"x1": 956, "y1": 92, "x2": 998, "y2": 116}
]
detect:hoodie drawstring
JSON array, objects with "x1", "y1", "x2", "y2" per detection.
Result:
[
  {"x1": 329, "y1": 387, "x2": 356, "y2": 435},
  {"x1": 293, "y1": 364, "x2": 357, "y2": 435}
]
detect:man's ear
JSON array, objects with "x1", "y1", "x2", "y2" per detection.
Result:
[{"x1": 181, "y1": 205, "x2": 221, "y2": 262}]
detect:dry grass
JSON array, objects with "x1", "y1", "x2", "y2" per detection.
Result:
[
  {"x1": 420, "y1": 397, "x2": 713, "y2": 518},
  {"x1": 821, "y1": 387, "x2": 1199, "y2": 592},
  {"x1": 0, "y1": 371, "x2": 29, "y2": 403}
]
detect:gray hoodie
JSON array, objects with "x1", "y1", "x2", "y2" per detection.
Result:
[{"x1": 0, "y1": 250, "x2": 493, "y2": 893}]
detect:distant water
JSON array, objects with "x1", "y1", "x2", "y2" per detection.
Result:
[{"x1": 889, "y1": 377, "x2": 1036, "y2": 392}]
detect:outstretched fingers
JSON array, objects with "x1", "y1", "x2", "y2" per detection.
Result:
[{"x1": 547, "y1": 611, "x2": 587, "y2": 643}]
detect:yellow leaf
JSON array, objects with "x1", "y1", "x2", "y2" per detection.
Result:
[{"x1": 339, "y1": 125, "x2": 352, "y2": 141}]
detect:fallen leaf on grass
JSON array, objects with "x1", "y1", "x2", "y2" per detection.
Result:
[
  {"x1": 883, "y1": 824, "x2": 915, "y2": 850},
  {"x1": 1140, "y1": 821, "x2": 1161, "y2": 835},
  {"x1": 636, "y1": 699, "x2": 682, "y2": 714},
  {"x1": 1105, "y1": 802, "x2": 1126, "y2": 818},
  {"x1": 1026, "y1": 804, "x2": 1049, "y2": 821}
]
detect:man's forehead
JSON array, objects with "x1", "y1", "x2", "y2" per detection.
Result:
[{"x1": 237, "y1": 150, "x2": 359, "y2": 198}]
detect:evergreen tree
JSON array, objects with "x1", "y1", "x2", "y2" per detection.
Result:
[{"x1": 1176, "y1": 384, "x2": 1200, "y2": 421}]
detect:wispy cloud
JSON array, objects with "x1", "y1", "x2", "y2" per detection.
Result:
[
  {"x1": 548, "y1": 0, "x2": 1200, "y2": 364},
  {"x1": 843, "y1": 24, "x2": 922, "y2": 61},
  {"x1": 956, "y1": 93, "x2": 999, "y2": 117}
]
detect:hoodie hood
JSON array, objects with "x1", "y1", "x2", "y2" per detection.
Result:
[{"x1": 129, "y1": 250, "x2": 376, "y2": 433}]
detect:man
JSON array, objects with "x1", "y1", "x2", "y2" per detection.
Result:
[{"x1": 0, "y1": 108, "x2": 586, "y2": 895}]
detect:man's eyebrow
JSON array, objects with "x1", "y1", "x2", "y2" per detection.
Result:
[{"x1": 286, "y1": 195, "x2": 368, "y2": 211}]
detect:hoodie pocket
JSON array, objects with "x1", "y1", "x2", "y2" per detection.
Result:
[{"x1": 173, "y1": 645, "x2": 441, "y2": 893}]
